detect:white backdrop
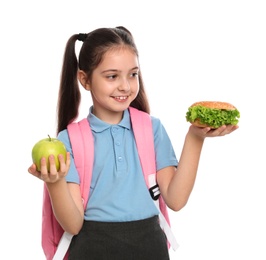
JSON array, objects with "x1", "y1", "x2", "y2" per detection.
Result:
[{"x1": 1, "y1": 1, "x2": 265, "y2": 259}]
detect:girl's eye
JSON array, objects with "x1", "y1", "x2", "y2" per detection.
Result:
[
  {"x1": 131, "y1": 72, "x2": 139, "y2": 78},
  {"x1": 106, "y1": 74, "x2": 117, "y2": 79}
]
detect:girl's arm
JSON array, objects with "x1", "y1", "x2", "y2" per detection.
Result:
[
  {"x1": 28, "y1": 152, "x2": 84, "y2": 235},
  {"x1": 157, "y1": 124, "x2": 238, "y2": 211}
]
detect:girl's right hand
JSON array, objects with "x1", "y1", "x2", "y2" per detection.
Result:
[{"x1": 28, "y1": 152, "x2": 71, "y2": 183}]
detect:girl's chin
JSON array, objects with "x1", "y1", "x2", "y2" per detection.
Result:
[{"x1": 112, "y1": 101, "x2": 131, "y2": 109}]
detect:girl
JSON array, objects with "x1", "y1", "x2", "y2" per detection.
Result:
[{"x1": 28, "y1": 26, "x2": 238, "y2": 260}]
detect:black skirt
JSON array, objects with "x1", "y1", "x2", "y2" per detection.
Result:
[{"x1": 68, "y1": 215, "x2": 169, "y2": 260}]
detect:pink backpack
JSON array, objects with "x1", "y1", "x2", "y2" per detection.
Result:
[{"x1": 41, "y1": 107, "x2": 178, "y2": 260}]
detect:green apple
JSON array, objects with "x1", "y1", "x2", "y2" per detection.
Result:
[{"x1": 32, "y1": 135, "x2": 67, "y2": 171}]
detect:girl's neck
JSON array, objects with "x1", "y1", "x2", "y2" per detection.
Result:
[{"x1": 92, "y1": 107, "x2": 124, "y2": 124}]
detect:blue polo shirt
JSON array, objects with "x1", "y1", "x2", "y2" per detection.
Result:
[{"x1": 58, "y1": 108, "x2": 178, "y2": 222}]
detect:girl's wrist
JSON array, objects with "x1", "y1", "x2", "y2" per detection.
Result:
[{"x1": 186, "y1": 127, "x2": 205, "y2": 143}]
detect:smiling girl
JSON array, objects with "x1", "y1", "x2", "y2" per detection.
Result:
[{"x1": 28, "y1": 26, "x2": 238, "y2": 260}]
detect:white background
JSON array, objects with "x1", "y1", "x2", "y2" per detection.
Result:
[{"x1": 1, "y1": 0, "x2": 265, "y2": 259}]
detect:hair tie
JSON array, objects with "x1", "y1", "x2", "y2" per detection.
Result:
[{"x1": 77, "y1": 33, "x2": 87, "y2": 42}]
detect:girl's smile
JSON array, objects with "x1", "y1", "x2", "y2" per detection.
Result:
[{"x1": 112, "y1": 95, "x2": 129, "y2": 102}]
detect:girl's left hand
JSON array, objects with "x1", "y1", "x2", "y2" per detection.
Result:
[{"x1": 189, "y1": 124, "x2": 239, "y2": 139}]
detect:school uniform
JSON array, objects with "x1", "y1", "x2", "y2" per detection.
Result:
[{"x1": 58, "y1": 107, "x2": 178, "y2": 259}]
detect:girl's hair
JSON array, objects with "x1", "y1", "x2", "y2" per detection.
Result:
[{"x1": 56, "y1": 26, "x2": 150, "y2": 134}]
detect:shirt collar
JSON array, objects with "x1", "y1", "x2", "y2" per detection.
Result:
[{"x1": 87, "y1": 106, "x2": 132, "y2": 133}]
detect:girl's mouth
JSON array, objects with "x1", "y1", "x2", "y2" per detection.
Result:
[{"x1": 112, "y1": 96, "x2": 128, "y2": 102}]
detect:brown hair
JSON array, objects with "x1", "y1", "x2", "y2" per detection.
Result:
[{"x1": 56, "y1": 26, "x2": 150, "y2": 134}]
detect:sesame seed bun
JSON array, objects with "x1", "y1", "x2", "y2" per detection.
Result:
[
  {"x1": 190, "y1": 101, "x2": 236, "y2": 110},
  {"x1": 186, "y1": 101, "x2": 240, "y2": 128}
]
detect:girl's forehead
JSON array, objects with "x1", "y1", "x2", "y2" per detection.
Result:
[
  {"x1": 104, "y1": 46, "x2": 136, "y2": 58},
  {"x1": 99, "y1": 47, "x2": 139, "y2": 68}
]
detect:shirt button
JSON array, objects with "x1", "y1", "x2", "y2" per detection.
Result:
[
  {"x1": 116, "y1": 141, "x2": 120, "y2": 146},
  {"x1": 118, "y1": 156, "x2": 123, "y2": 162}
]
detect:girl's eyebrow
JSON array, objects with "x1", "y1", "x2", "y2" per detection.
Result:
[
  {"x1": 101, "y1": 69, "x2": 118, "y2": 74},
  {"x1": 101, "y1": 66, "x2": 139, "y2": 74},
  {"x1": 130, "y1": 66, "x2": 139, "y2": 71}
]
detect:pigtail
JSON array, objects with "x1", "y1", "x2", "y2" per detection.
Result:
[{"x1": 56, "y1": 35, "x2": 81, "y2": 134}]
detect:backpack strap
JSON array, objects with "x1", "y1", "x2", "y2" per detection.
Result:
[
  {"x1": 129, "y1": 107, "x2": 179, "y2": 251},
  {"x1": 67, "y1": 118, "x2": 94, "y2": 209},
  {"x1": 129, "y1": 107, "x2": 155, "y2": 184},
  {"x1": 52, "y1": 119, "x2": 94, "y2": 260}
]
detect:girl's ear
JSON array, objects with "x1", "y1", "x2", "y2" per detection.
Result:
[{"x1": 78, "y1": 70, "x2": 90, "y2": 90}]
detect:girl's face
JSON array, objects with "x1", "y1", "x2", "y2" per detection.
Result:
[{"x1": 85, "y1": 47, "x2": 139, "y2": 124}]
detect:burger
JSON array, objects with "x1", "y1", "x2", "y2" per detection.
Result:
[{"x1": 186, "y1": 101, "x2": 240, "y2": 129}]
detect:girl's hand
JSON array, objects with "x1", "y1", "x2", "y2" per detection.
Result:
[
  {"x1": 28, "y1": 152, "x2": 71, "y2": 183},
  {"x1": 189, "y1": 124, "x2": 239, "y2": 140}
]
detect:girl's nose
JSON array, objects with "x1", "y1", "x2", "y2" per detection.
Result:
[{"x1": 118, "y1": 78, "x2": 130, "y2": 91}]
